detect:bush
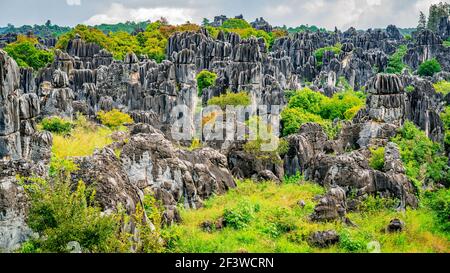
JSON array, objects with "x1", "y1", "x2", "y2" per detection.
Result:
[
  {"x1": 369, "y1": 147, "x2": 385, "y2": 171},
  {"x1": 223, "y1": 201, "x2": 259, "y2": 230},
  {"x1": 41, "y1": 117, "x2": 73, "y2": 134},
  {"x1": 386, "y1": 45, "x2": 408, "y2": 74},
  {"x1": 418, "y1": 58, "x2": 442, "y2": 77},
  {"x1": 321, "y1": 91, "x2": 366, "y2": 120},
  {"x1": 4, "y1": 35, "x2": 54, "y2": 70},
  {"x1": 281, "y1": 88, "x2": 365, "y2": 137},
  {"x1": 287, "y1": 88, "x2": 326, "y2": 114},
  {"x1": 207, "y1": 91, "x2": 251, "y2": 110},
  {"x1": 221, "y1": 19, "x2": 252, "y2": 29},
  {"x1": 339, "y1": 231, "x2": 368, "y2": 252},
  {"x1": 281, "y1": 107, "x2": 327, "y2": 136},
  {"x1": 405, "y1": 85, "x2": 415, "y2": 93},
  {"x1": 441, "y1": 106, "x2": 450, "y2": 146},
  {"x1": 18, "y1": 176, "x2": 120, "y2": 253},
  {"x1": 423, "y1": 189, "x2": 450, "y2": 232},
  {"x1": 314, "y1": 44, "x2": 342, "y2": 65},
  {"x1": 392, "y1": 121, "x2": 450, "y2": 187},
  {"x1": 97, "y1": 109, "x2": 133, "y2": 129},
  {"x1": 18, "y1": 167, "x2": 164, "y2": 253},
  {"x1": 433, "y1": 81, "x2": 450, "y2": 96},
  {"x1": 283, "y1": 172, "x2": 304, "y2": 184},
  {"x1": 196, "y1": 70, "x2": 217, "y2": 96}
]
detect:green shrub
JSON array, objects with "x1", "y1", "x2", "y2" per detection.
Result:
[
  {"x1": 443, "y1": 38, "x2": 450, "y2": 48},
  {"x1": 196, "y1": 70, "x2": 217, "y2": 96},
  {"x1": 386, "y1": 45, "x2": 408, "y2": 74},
  {"x1": 4, "y1": 35, "x2": 54, "y2": 70},
  {"x1": 18, "y1": 165, "x2": 164, "y2": 253},
  {"x1": 392, "y1": 121, "x2": 450, "y2": 187},
  {"x1": 358, "y1": 195, "x2": 398, "y2": 213},
  {"x1": 423, "y1": 188, "x2": 450, "y2": 232},
  {"x1": 97, "y1": 109, "x2": 133, "y2": 129},
  {"x1": 441, "y1": 106, "x2": 450, "y2": 146},
  {"x1": 287, "y1": 88, "x2": 326, "y2": 114},
  {"x1": 221, "y1": 19, "x2": 252, "y2": 29},
  {"x1": 405, "y1": 85, "x2": 415, "y2": 93},
  {"x1": 207, "y1": 91, "x2": 251, "y2": 110},
  {"x1": 433, "y1": 81, "x2": 450, "y2": 96},
  {"x1": 281, "y1": 107, "x2": 327, "y2": 136},
  {"x1": 41, "y1": 117, "x2": 73, "y2": 134},
  {"x1": 314, "y1": 44, "x2": 342, "y2": 65},
  {"x1": 223, "y1": 201, "x2": 259, "y2": 229},
  {"x1": 418, "y1": 58, "x2": 442, "y2": 77},
  {"x1": 283, "y1": 172, "x2": 304, "y2": 184},
  {"x1": 18, "y1": 176, "x2": 120, "y2": 253},
  {"x1": 281, "y1": 88, "x2": 365, "y2": 137},
  {"x1": 321, "y1": 91, "x2": 366, "y2": 120},
  {"x1": 339, "y1": 231, "x2": 368, "y2": 252},
  {"x1": 369, "y1": 147, "x2": 385, "y2": 171}
]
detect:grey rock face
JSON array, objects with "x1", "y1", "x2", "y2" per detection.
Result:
[
  {"x1": 404, "y1": 29, "x2": 450, "y2": 71},
  {"x1": 307, "y1": 230, "x2": 340, "y2": 248},
  {"x1": 387, "y1": 218, "x2": 405, "y2": 233},
  {"x1": 227, "y1": 148, "x2": 284, "y2": 182},
  {"x1": 120, "y1": 127, "x2": 236, "y2": 225},
  {"x1": 0, "y1": 50, "x2": 21, "y2": 160},
  {"x1": 71, "y1": 148, "x2": 143, "y2": 215},
  {"x1": 310, "y1": 187, "x2": 347, "y2": 222}
]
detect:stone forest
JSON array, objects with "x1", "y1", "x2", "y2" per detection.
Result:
[{"x1": 0, "y1": 2, "x2": 450, "y2": 254}]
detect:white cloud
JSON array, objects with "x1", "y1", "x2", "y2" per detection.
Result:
[
  {"x1": 66, "y1": 0, "x2": 81, "y2": 6},
  {"x1": 84, "y1": 3, "x2": 195, "y2": 25}
]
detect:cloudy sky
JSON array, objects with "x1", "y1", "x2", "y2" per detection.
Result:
[{"x1": 0, "y1": 0, "x2": 446, "y2": 30}]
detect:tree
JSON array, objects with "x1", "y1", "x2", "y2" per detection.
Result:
[
  {"x1": 427, "y1": 2, "x2": 450, "y2": 31},
  {"x1": 196, "y1": 70, "x2": 217, "y2": 96},
  {"x1": 4, "y1": 35, "x2": 54, "y2": 70},
  {"x1": 202, "y1": 18, "x2": 210, "y2": 27},
  {"x1": 418, "y1": 58, "x2": 442, "y2": 77},
  {"x1": 418, "y1": 11, "x2": 427, "y2": 30}
]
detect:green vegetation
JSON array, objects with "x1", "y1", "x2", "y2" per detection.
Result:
[
  {"x1": 40, "y1": 116, "x2": 73, "y2": 135},
  {"x1": 56, "y1": 22, "x2": 200, "y2": 62},
  {"x1": 423, "y1": 189, "x2": 450, "y2": 233},
  {"x1": 369, "y1": 147, "x2": 385, "y2": 171},
  {"x1": 0, "y1": 20, "x2": 71, "y2": 37},
  {"x1": 418, "y1": 58, "x2": 442, "y2": 77},
  {"x1": 196, "y1": 70, "x2": 217, "y2": 96},
  {"x1": 97, "y1": 109, "x2": 133, "y2": 129},
  {"x1": 405, "y1": 85, "x2": 415, "y2": 93},
  {"x1": 221, "y1": 19, "x2": 252, "y2": 29},
  {"x1": 281, "y1": 88, "x2": 365, "y2": 137},
  {"x1": 386, "y1": 45, "x2": 408, "y2": 74},
  {"x1": 427, "y1": 2, "x2": 450, "y2": 31},
  {"x1": 162, "y1": 180, "x2": 450, "y2": 253},
  {"x1": 283, "y1": 24, "x2": 327, "y2": 34},
  {"x1": 314, "y1": 44, "x2": 342, "y2": 66},
  {"x1": 48, "y1": 115, "x2": 116, "y2": 158},
  {"x1": 207, "y1": 91, "x2": 251, "y2": 110},
  {"x1": 392, "y1": 121, "x2": 450, "y2": 188},
  {"x1": 94, "y1": 21, "x2": 150, "y2": 34},
  {"x1": 18, "y1": 174, "x2": 164, "y2": 253},
  {"x1": 444, "y1": 38, "x2": 450, "y2": 48},
  {"x1": 4, "y1": 35, "x2": 54, "y2": 70},
  {"x1": 433, "y1": 81, "x2": 450, "y2": 96}
]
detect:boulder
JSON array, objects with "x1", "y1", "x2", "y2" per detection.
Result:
[{"x1": 307, "y1": 230, "x2": 340, "y2": 248}]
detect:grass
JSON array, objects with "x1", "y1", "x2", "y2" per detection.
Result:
[
  {"x1": 433, "y1": 81, "x2": 450, "y2": 96},
  {"x1": 43, "y1": 115, "x2": 124, "y2": 158},
  {"x1": 163, "y1": 180, "x2": 450, "y2": 253}
]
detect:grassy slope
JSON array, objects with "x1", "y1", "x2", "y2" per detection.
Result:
[{"x1": 164, "y1": 180, "x2": 450, "y2": 253}]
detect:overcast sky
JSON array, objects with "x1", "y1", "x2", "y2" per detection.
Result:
[{"x1": 0, "y1": 0, "x2": 447, "y2": 30}]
